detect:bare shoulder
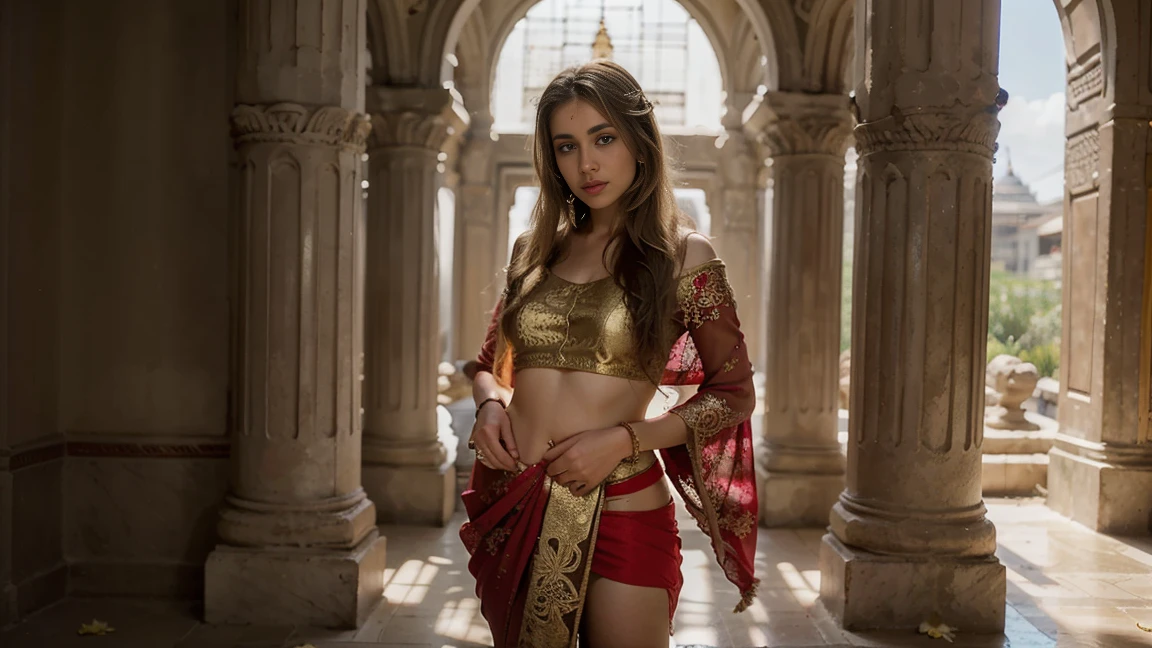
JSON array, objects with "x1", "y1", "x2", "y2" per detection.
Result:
[{"x1": 678, "y1": 230, "x2": 719, "y2": 275}]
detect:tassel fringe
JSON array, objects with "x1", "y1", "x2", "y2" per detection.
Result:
[{"x1": 732, "y1": 578, "x2": 760, "y2": 613}]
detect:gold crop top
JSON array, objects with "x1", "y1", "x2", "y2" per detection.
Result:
[{"x1": 506, "y1": 259, "x2": 727, "y2": 382}]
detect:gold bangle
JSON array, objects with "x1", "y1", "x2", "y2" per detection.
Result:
[
  {"x1": 476, "y1": 396, "x2": 506, "y2": 417},
  {"x1": 618, "y1": 421, "x2": 641, "y2": 464}
]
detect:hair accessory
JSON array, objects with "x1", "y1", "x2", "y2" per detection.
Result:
[{"x1": 618, "y1": 421, "x2": 641, "y2": 464}]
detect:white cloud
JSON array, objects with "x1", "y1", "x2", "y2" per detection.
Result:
[{"x1": 994, "y1": 92, "x2": 1065, "y2": 204}]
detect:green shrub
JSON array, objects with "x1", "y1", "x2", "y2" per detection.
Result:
[
  {"x1": 842, "y1": 264, "x2": 1062, "y2": 376},
  {"x1": 1020, "y1": 342, "x2": 1060, "y2": 378},
  {"x1": 986, "y1": 335, "x2": 1022, "y2": 363}
]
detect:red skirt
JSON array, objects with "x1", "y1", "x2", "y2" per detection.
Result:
[
  {"x1": 594, "y1": 461, "x2": 684, "y2": 622},
  {"x1": 460, "y1": 458, "x2": 683, "y2": 647}
]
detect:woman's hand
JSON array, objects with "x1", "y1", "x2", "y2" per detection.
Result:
[
  {"x1": 543, "y1": 425, "x2": 632, "y2": 497},
  {"x1": 470, "y1": 401, "x2": 520, "y2": 472}
]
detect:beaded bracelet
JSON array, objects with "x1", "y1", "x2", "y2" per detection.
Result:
[
  {"x1": 617, "y1": 421, "x2": 641, "y2": 464},
  {"x1": 475, "y1": 396, "x2": 506, "y2": 417}
]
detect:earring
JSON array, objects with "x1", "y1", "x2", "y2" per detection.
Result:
[
  {"x1": 566, "y1": 193, "x2": 590, "y2": 230},
  {"x1": 566, "y1": 193, "x2": 578, "y2": 229}
]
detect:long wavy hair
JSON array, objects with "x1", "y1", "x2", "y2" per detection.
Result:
[{"x1": 495, "y1": 60, "x2": 686, "y2": 385}]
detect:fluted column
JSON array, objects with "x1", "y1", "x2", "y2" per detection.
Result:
[
  {"x1": 755, "y1": 92, "x2": 853, "y2": 527},
  {"x1": 713, "y1": 130, "x2": 765, "y2": 368},
  {"x1": 819, "y1": 0, "x2": 1006, "y2": 632},
  {"x1": 452, "y1": 115, "x2": 501, "y2": 365},
  {"x1": 362, "y1": 86, "x2": 456, "y2": 525},
  {"x1": 205, "y1": 0, "x2": 384, "y2": 629}
]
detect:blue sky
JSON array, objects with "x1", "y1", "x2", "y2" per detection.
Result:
[{"x1": 995, "y1": 0, "x2": 1067, "y2": 203}]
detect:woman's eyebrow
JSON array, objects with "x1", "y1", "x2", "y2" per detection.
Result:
[{"x1": 551, "y1": 123, "x2": 612, "y2": 140}]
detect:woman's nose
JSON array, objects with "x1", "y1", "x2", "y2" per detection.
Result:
[{"x1": 580, "y1": 152, "x2": 598, "y2": 173}]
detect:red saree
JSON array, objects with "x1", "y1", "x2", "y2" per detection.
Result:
[{"x1": 460, "y1": 260, "x2": 758, "y2": 648}]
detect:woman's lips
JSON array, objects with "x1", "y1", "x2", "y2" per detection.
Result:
[{"x1": 583, "y1": 182, "x2": 607, "y2": 195}]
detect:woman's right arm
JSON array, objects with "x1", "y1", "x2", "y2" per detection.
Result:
[{"x1": 470, "y1": 296, "x2": 519, "y2": 471}]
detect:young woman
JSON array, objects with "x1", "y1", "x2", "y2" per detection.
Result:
[{"x1": 459, "y1": 60, "x2": 758, "y2": 648}]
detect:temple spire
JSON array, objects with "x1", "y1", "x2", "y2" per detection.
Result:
[{"x1": 592, "y1": 19, "x2": 614, "y2": 60}]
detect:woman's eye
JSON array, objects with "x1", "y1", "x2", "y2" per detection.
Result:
[
  {"x1": 557, "y1": 143, "x2": 575, "y2": 153},
  {"x1": 597, "y1": 135, "x2": 615, "y2": 145}
]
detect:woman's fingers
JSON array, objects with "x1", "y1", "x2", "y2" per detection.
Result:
[
  {"x1": 499, "y1": 417, "x2": 519, "y2": 462},
  {"x1": 545, "y1": 454, "x2": 572, "y2": 478},
  {"x1": 483, "y1": 442, "x2": 517, "y2": 472},
  {"x1": 543, "y1": 435, "x2": 579, "y2": 463},
  {"x1": 475, "y1": 424, "x2": 517, "y2": 471}
]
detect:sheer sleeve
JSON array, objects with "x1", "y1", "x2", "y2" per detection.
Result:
[
  {"x1": 475, "y1": 295, "x2": 503, "y2": 375},
  {"x1": 659, "y1": 259, "x2": 759, "y2": 612},
  {"x1": 476, "y1": 235, "x2": 527, "y2": 384}
]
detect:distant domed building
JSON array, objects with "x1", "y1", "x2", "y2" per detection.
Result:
[{"x1": 991, "y1": 156, "x2": 1062, "y2": 280}]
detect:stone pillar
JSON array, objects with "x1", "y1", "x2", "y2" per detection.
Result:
[
  {"x1": 205, "y1": 0, "x2": 385, "y2": 629},
  {"x1": 452, "y1": 114, "x2": 502, "y2": 365},
  {"x1": 755, "y1": 92, "x2": 852, "y2": 527},
  {"x1": 714, "y1": 129, "x2": 764, "y2": 368},
  {"x1": 362, "y1": 87, "x2": 457, "y2": 526},
  {"x1": 819, "y1": 0, "x2": 1006, "y2": 632},
  {"x1": 1047, "y1": 114, "x2": 1152, "y2": 533},
  {"x1": 1045, "y1": 1, "x2": 1152, "y2": 533}
]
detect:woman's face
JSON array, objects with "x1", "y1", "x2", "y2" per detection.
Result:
[{"x1": 548, "y1": 99, "x2": 637, "y2": 212}]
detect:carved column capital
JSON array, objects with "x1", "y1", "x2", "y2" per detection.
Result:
[
  {"x1": 231, "y1": 103, "x2": 372, "y2": 151},
  {"x1": 366, "y1": 86, "x2": 453, "y2": 150},
  {"x1": 749, "y1": 92, "x2": 854, "y2": 158},
  {"x1": 853, "y1": 109, "x2": 1000, "y2": 158},
  {"x1": 368, "y1": 111, "x2": 450, "y2": 150}
]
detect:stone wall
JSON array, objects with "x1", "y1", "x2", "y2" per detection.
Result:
[
  {"x1": 1, "y1": 0, "x2": 67, "y2": 625},
  {"x1": 55, "y1": 0, "x2": 234, "y2": 601}
]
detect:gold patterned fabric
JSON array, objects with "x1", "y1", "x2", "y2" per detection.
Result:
[
  {"x1": 518, "y1": 481, "x2": 603, "y2": 647},
  {"x1": 507, "y1": 261, "x2": 733, "y2": 382},
  {"x1": 508, "y1": 271, "x2": 661, "y2": 381}
]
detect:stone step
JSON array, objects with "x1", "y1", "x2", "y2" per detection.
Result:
[
  {"x1": 982, "y1": 453, "x2": 1049, "y2": 497},
  {"x1": 983, "y1": 428, "x2": 1057, "y2": 455}
]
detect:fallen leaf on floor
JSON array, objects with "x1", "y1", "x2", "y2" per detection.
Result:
[
  {"x1": 1137, "y1": 621, "x2": 1151, "y2": 633},
  {"x1": 918, "y1": 620, "x2": 957, "y2": 642},
  {"x1": 77, "y1": 619, "x2": 115, "y2": 636}
]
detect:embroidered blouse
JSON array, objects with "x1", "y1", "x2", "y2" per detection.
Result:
[
  {"x1": 474, "y1": 257, "x2": 760, "y2": 611},
  {"x1": 505, "y1": 268, "x2": 669, "y2": 382}
]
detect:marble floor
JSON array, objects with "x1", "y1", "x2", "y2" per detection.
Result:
[{"x1": 1, "y1": 498, "x2": 1149, "y2": 648}]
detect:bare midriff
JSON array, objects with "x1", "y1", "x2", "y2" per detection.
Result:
[{"x1": 507, "y1": 366, "x2": 672, "y2": 512}]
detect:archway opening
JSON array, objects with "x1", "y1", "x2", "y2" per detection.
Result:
[{"x1": 491, "y1": 0, "x2": 723, "y2": 133}]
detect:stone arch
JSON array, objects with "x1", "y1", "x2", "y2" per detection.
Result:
[
  {"x1": 437, "y1": 0, "x2": 791, "y2": 121},
  {"x1": 482, "y1": 0, "x2": 733, "y2": 117},
  {"x1": 365, "y1": 0, "x2": 474, "y2": 86},
  {"x1": 802, "y1": 0, "x2": 854, "y2": 94},
  {"x1": 1049, "y1": 0, "x2": 1115, "y2": 110}
]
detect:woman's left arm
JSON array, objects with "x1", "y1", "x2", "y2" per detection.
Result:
[{"x1": 637, "y1": 234, "x2": 754, "y2": 451}]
